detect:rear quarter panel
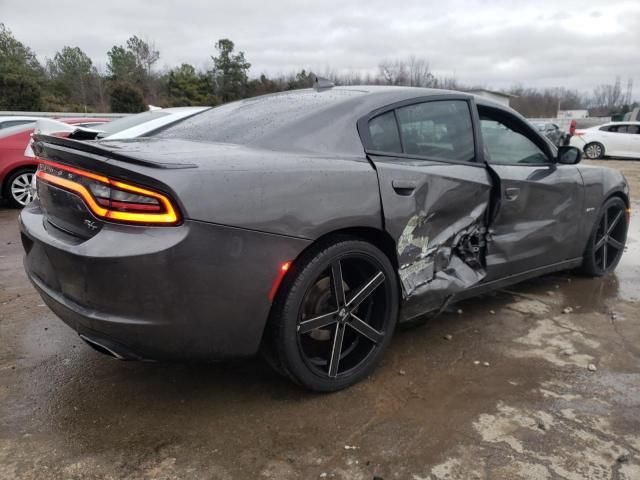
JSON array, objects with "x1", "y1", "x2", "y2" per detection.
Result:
[{"x1": 107, "y1": 145, "x2": 383, "y2": 240}]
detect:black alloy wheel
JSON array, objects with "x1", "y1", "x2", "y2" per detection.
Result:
[
  {"x1": 266, "y1": 239, "x2": 398, "y2": 392},
  {"x1": 581, "y1": 197, "x2": 628, "y2": 276}
]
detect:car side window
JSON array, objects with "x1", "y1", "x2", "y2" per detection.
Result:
[
  {"x1": 395, "y1": 100, "x2": 474, "y2": 161},
  {"x1": 368, "y1": 111, "x2": 402, "y2": 153},
  {"x1": 628, "y1": 125, "x2": 640, "y2": 134},
  {"x1": 605, "y1": 125, "x2": 630, "y2": 133},
  {"x1": 480, "y1": 118, "x2": 549, "y2": 165},
  {"x1": 1, "y1": 120, "x2": 33, "y2": 129}
]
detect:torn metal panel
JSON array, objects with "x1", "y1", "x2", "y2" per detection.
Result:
[
  {"x1": 369, "y1": 160, "x2": 494, "y2": 320},
  {"x1": 398, "y1": 203, "x2": 489, "y2": 298}
]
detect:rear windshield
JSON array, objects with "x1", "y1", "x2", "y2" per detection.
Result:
[
  {"x1": 156, "y1": 89, "x2": 365, "y2": 147},
  {"x1": 96, "y1": 111, "x2": 169, "y2": 138}
]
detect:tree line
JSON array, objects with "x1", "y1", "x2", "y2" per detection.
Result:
[{"x1": 0, "y1": 23, "x2": 636, "y2": 117}]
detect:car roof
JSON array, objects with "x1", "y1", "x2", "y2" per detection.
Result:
[{"x1": 157, "y1": 86, "x2": 530, "y2": 156}]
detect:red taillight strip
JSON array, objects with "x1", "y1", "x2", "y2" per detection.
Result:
[
  {"x1": 40, "y1": 159, "x2": 109, "y2": 183},
  {"x1": 37, "y1": 171, "x2": 109, "y2": 216},
  {"x1": 36, "y1": 160, "x2": 179, "y2": 225}
]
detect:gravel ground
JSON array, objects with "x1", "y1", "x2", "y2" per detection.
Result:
[{"x1": 0, "y1": 158, "x2": 639, "y2": 479}]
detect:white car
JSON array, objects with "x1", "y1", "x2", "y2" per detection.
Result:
[
  {"x1": 91, "y1": 106, "x2": 211, "y2": 139},
  {"x1": 570, "y1": 121, "x2": 640, "y2": 159},
  {"x1": 25, "y1": 107, "x2": 211, "y2": 158},
  {"x1": 0, "y1": 116, "x2": 42, "y2": 130}
]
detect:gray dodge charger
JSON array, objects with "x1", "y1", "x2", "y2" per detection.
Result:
[{"x1": 20, "y1": 85, "x2": 630, "y2": 391}]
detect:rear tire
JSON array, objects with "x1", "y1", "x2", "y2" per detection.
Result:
[
  {"x1": 265, "y1": 238, "x2": 399, "y2": 392},
  {"x1": 4, "y1": 168, "x2": 36, "y2": 208},
  {"x1": 580, "y1": 197, "x2": 628, "y2": 276},
  {"x1": 584, "y1": 142, "x2": 605, "y2": 160}
]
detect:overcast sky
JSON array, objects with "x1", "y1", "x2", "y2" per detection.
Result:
[{"x1": 1, "y1": 0, "x2": 639, "y2": 94}]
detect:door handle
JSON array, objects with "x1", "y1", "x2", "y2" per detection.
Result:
[
  {"x1": 392, "y1": 179, "x2": 418, "y2": 196},
  {"x1": 504, "y1": 187, "x2": 520, "y2": 201}
]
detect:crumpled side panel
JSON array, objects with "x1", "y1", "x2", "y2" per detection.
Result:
[
  {"x1": 372, "y1": 161, "x2": 494, "y2": 320},
  {"x1": 398, "y1": 202, "x2": 489, "y2": 298}
]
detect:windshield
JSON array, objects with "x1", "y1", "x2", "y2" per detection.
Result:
[{"x1": 95, "y1": 111, "x2": 170, "y2": 138}]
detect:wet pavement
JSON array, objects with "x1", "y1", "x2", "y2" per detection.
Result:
[{"x1": 1, "y1": 160, "x2": 639, "y2": 479}]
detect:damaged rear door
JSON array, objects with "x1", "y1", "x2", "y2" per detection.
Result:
[{"x1": 358, "y1": 96, "x2": 493, "y2": 320}]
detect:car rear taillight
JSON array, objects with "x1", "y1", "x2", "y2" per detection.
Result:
[
  {"x1": 574, "y1": 130, "x2": 585, "y2": 136},
  {"x1": 36, "y1": 160, "x2": 180, "y2": 225}
]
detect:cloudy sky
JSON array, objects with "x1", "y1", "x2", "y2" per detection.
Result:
[{"x1": 2, "y1": 0, "x2": 639, "y2": 94}]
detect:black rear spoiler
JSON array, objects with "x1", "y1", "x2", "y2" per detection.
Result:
[{"x1": 32, "y1": 134, "x2": 196, "y2": 170}]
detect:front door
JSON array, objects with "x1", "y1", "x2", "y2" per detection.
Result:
[
  {"x1": 360, "y1": 97, "x2": 493, "y2": 319},
  {"x1": 477, "y1": 106, "x2": 584, "y2": 281}
]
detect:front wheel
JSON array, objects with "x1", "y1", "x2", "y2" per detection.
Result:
[
  {"x1": 581, "y1": 197, "x2": 628, "y2": 276},
  {"x1": 265, "y1": 239, "x2": 399, "y2": 392}
]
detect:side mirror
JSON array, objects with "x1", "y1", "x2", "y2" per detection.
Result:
[{"x1": 557, "y1": 146, "x2": 582, "y2": 165}]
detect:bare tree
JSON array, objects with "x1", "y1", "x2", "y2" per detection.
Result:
[
  {"x1": 407, "y1": 56, "x2": 435, "y2": 87},
  {"x1": 592, "y1": 76, "x2": 623, "y2": 110},
  {"x1": 378, "y1": 59, "x2": 408, "y2": 85}
]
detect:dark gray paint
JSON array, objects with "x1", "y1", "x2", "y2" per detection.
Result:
[
  {"x1": 21, "y1": 202, "x2": 310, "y2": 359},
  {"x1": 21, "y1": 86, "x2": 630, "y2": 360}
]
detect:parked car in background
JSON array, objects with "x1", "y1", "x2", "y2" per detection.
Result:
[
  {"x1": 0, "y1": 116, "x2": 41, "y2": 130},
  {"x1": 570, "y1": 121, "x2": 640, "y2": 159},
  {"x1": 7, "y1": 107, "x2": 211, "y2": 208},
  {"x1": 0, "y1": 118, "x2": 109, "y2": 207},
  {"x1": 70, "y1": 107, "x2": 211, "y2": 140},
  {"x1": 531, "y1": 121, "x2": 564, "y2": 146}
]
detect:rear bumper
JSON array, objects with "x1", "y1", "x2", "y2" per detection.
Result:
[{"x1": 20, "y1": 202, "x2": 310, "y2": 360}]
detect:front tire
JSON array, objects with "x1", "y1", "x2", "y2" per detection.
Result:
[
  {"x1": 584, "y1": 142, "x2": 605, "y2": 160},
  {"x1": 266, "y1": 238, "x2": 399, "y2": 392},
  {"x1": 581, "y1": 197, "x2": 628, "y2": 276},
  {"x1": 4, "y1": 168, "x2": 36, "y2": 208}
]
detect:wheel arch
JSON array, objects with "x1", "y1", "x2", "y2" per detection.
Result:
[
  {"x1": 580, "y1": 189, "x2": 630, "y2": 258},
  {"x1": 310, "y1": 226, "x2": 400, "y2": 269},
  {"x1": 261, "y1": 226, "x2": 401, "y2": 343},
  {"x1": 275, "y1": 226, "x2": 400, "y2": 301},
  {"x1": 606, "y1": 190, "x2": 630, "y2": 208}
]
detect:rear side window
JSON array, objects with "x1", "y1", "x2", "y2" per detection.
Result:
[
  {"x1": 396, "y1": 101, "x2": 474, "y2": 161},
  {"x1": 628, "y1": 125, "x2": 640, "y2": 134},
  {"x1": 368, "y1": 111, "x2": 402, "y2": 153},
  {"x1": 603, "y1": 125, "x2": 631, "y2": 133},
  {"x1": 367, "y1": 100, "x2": 475, "y2": 162}
]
